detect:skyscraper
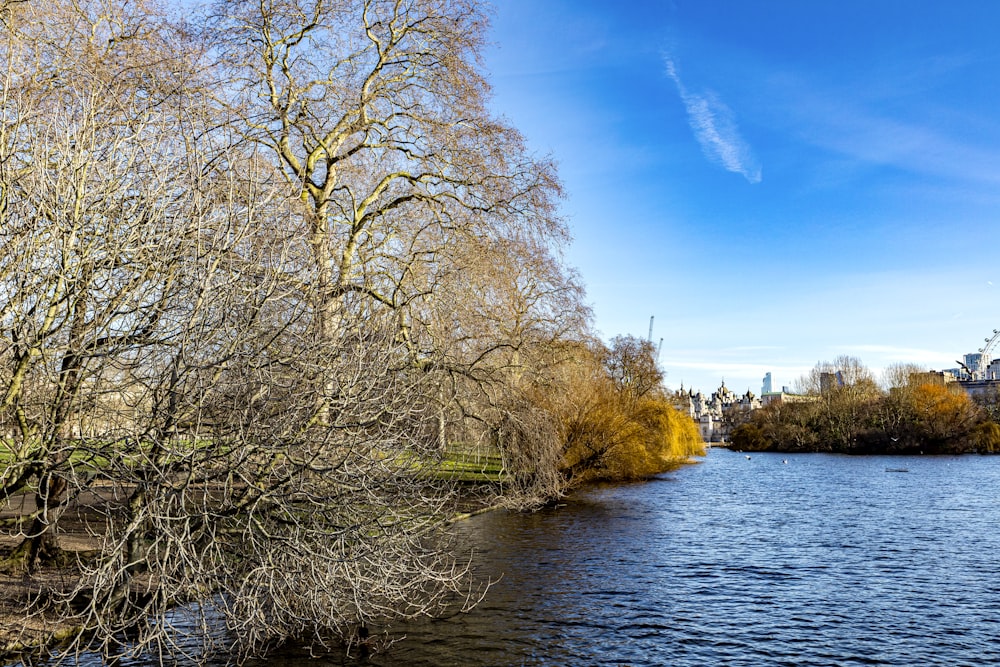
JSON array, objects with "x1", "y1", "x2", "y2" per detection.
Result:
[{"x1": 762, "y1": 372, "x2": 773, "y2": 395}]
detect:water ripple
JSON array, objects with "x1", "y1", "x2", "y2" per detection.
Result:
[{"x1": 207, "y1": 450, "x2": 1000, "y2": 666}]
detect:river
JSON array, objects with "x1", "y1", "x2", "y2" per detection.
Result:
[
  {"x1": 94, "y1": 448, "x2": 1000, "y2": 665},
  {"x1": 318, "y1": 447, "x2": 1000, "y2": 666}
]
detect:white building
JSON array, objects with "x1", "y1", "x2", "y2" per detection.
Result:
[{"x1": 679, "y1": 380, "x2": 761, "y2": 442}]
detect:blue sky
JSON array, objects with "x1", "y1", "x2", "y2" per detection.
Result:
[{"x1": 484, "y1": 0, "x2": 1000, "y2": 395}]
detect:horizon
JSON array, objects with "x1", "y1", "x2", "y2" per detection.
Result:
[{"x1": 484, "y1": 1, "x2": 1000, "y2": 395}]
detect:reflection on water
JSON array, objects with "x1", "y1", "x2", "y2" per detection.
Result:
[{"x1": 89, "y1": 449, "x2": 1000, "y2": 666}]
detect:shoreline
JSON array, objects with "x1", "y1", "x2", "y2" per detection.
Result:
[
  {"x1": 0, "y1": 489, "x2": 510, "y2": 664},
  {"x1": 0, "y1": 456, "x2": 705, "y2": 664}
]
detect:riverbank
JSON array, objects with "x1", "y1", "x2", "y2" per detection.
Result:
[
  {"x1": 730, "y1": 382, "x2": 1000, "y2": 455},
  {"x1": 0, "y1": 482, "x2": 508, "y2": 664},
  {"x1": 0, "y1": 573, "x2": 83, "y2": 661},
  {"x1": 0, "y1": 449, "x2": 705, "y2": 665},
  {"x1": 0, "y1": 501, "x2": 99, "y2": 661}
]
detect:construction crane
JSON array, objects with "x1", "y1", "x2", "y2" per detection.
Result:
[{"x1": 648, "y1": 316, "x2": 663, "y2": 358}]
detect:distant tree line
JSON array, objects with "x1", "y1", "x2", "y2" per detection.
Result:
[
  {"x1": 0, "y1": 0, "x2": 701, "y2": 662},
  {"x1": 732, "y1": 356, "x2": 1000, "y2": 454}
]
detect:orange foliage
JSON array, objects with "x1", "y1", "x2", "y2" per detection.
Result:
[
  {"x1": 908, "y1": 383, "x2": 980, "y2": 445},
  {"x1": 532, "y1": 340, "x2": 704, "y2": 483}
]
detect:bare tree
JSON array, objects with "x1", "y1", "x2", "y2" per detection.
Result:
[
  {"x1": 881, "y1": 362, "x2": 928, "y2": 390},
  {"x1": 796, "y1": 354, "x2": 875, "y2": 395},
  {"x1": 0, "y1": 0, "x2": 220, "y2": 570},
  {"x1": 603, "y1": 335, "x2": 664, "y2": 401},
  {"x1": 0, "y1": 0, "x2": 587, "y2": 662},
  {"x1": 210, "y1": 0, "x2": 580, "y2": 497}
]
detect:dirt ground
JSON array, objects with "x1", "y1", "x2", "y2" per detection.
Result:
[{"x1": 0, "y1": 493, "x2": 104, "y2": 661}]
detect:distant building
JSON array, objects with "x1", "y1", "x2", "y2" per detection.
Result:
[
  {"x1": 954, "y1": 333, "x2": 1000, "y2": 387},
  {"x1": 965, "y1": 353, "x2": 989, "y2": 377},
  {"x1": 762, "y1": 372, "x2": 773, "y2": 395},
  {"x1": 762, "y1": 390, "x2": 814, "y2": 406},
  {"x1": 681, "y1": 380, "x2": 761, "y2": 442},
  {"x1": 909, "y1": 371, "x2": 957, "y2": 387},
  {"x1": 960, "y1": 379, "x2": 1000, "y2": 398}
]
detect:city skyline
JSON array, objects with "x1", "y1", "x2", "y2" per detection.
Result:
[{"x1": 484, "y1": 1, "x2": 1000, "y2": 394}]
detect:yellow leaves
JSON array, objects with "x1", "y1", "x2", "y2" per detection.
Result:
[
  {"x1": 908, "y1": 382, "x2": 979, "y2": 444},
  {"x1": 592, "y1": 396, "x2": 704, "y2": 481},
  {"x1": 910, "y1": 382, "x2": 970, "y2": 415},
  {"x1": 549, "y1": 345, "x2": 704, "y2": 483},
  {"x1": 973, "y1": 421, "x2": 1000, "y2": 452},
  {"x1": 462, "y1": 321, "x2": 702, "y2": 486},
  {"x1": 632, "y1": 396, "x2": 705, "y2": 461}
]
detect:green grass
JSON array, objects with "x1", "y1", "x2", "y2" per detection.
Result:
[
  {"x1": 0, "y1": 437, "x2": 515, "y2": 485},
  {"x1": 430, "y1": 448, "x2": 508, "y2": 483}
]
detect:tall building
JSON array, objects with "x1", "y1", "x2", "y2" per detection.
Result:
[
  {"x1": 964, "y1": 353, "x2": 990, "y2": 379},
  {"x1": 762, "y1": 372, "x2": 772, "y2": 395}
]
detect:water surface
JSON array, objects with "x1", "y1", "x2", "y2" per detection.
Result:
[
  {"x1": 87, "y1": 448, "x2": 1000, "y2": 666},
  {"x1": 322, "y1": 448, "x2": 1000, "y2": 666}
]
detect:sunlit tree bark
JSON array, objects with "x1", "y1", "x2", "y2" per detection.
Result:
[{"x1": 212, "y1": 0, "x2": 580, "y2": 498}]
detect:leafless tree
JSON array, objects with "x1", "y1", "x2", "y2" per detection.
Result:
[
  {"x1": 0, "y1": 0, "x2": 220, "y2": 570},
  {"x1": 1, "y1": 0, "x2": 588, "y2": 663},
  {"x1": 881, "y1": 362, "x2": 928, "y2": 390},
  {"x1": 210, "y1": 0, "x2": 580, "y2": 498},
  {"x1": 796, "y1": 355, "x2": 875, "y2": 395},
  {"x1": 602, "y1": 335, "x2": 664, "y2": 402}
]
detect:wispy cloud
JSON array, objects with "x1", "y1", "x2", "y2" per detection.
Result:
[
  {"x1": 764, "y1": 71, "x2": 1000, "y2": 190},
  {"x1": 664, "y1": 56, "x2": 761, "y2": 184}
]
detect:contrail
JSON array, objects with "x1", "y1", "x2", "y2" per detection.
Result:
[{"x1": 664, "y1": 55, "x2": 761, "y2": 184}]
